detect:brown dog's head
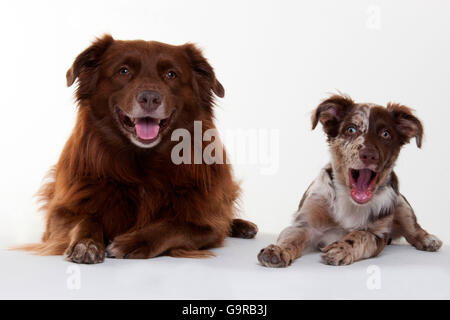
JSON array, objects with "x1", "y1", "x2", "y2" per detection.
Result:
[
  {"x1": 66, "y1": 34, "x2": 224, "y2": 148},
  {"x1": 312, "y1": 94, "x2": 423, "y2": 205}
]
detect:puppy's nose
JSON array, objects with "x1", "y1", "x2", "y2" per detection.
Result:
[
  {"x1": 359, "y1": 147, "x2": 379, "y2": 166},
  {"x1": 137, "y1": 91, "x2": 162, "y2": 111}
]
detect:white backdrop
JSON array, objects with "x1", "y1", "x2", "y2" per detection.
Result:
[{"x1": 0, "y1": 0, "x2": 449, "y2": 248}]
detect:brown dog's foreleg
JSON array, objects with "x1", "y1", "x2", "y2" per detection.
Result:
[
  {"x1": 258, "y1": 225, "x2": 311, "y2": 268},
  {"x1": 106, "y1": 221, "x2": 224, "y2": 259},
  {"x1": 393, "y1": 195, "x2": 442, "y2": 251},
  {"x1": 230, "y1": 218, "x2": 258, "y2": 239},
  {"x1": 64, "y1": 216, "x2": 105, "y2": 264}
]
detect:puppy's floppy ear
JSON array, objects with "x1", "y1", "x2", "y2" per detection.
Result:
[
  {"x1": 312, "y1": 94, "x2": 354, "y2": 137},
  {"x1": 387, "y1": 103, "x2": 423, "y2": 148},
  {"x1": 66, "y1": 34, "x2": 114, "y2": 99},
  {"x1": 183, "y1": 43, "x2": 225, "y2": 100}
]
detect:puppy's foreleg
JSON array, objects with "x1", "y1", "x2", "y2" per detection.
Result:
[
  {"x1": 321, "y1": 230, "x2": 387, "y2": 266},
  {"x1": 258, "y1": 190, "x2": 332, "y2": 268},
  {"x1": 258, "y1": 224, "x2": 312, "y2": 268},
  {"x1": 393, "y1": 195, "x2": 442, "y2": 251}
]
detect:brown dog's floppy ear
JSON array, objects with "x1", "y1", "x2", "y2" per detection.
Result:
[
  {"x1": 312, "y1": 94, "x2": 354, "y2": 137},
  {"x1": 66, "y1": 34, "x2": 114, "y2": 99},
  {"x1": 183, "y1": 43, "x2": 225, "y2": 100},
  {"x1": 387, "y1": 103, "x2": 423, "y2": 148}
]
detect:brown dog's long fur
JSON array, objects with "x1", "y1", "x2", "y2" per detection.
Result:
[{"x1": 18, "y1": 35, "x2": 257, "y2": 263}]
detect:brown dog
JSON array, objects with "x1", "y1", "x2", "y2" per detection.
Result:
[
  {"x1": 21, "y1": 35, "x2": 257, "y2": 263},
  {"x1": 258, "y1": 94, "x2": 442, "y2": 267}
]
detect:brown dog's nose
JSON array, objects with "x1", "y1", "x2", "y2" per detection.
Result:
[
  {"x1": 359, "y1": 147, "x2": 379, "y2": 166},
  {"x1": 137, "y1": 91, "x2": 162, "y2": 111}
]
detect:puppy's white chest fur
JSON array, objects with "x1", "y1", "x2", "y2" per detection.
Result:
[
  {"x1": 308, "y1": 164, "x2": 397, "y2": 230},
  {"x1": 332, "y1": 182, "x2": 396, "y2": 229}
]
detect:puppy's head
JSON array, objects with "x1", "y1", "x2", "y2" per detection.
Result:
[
  {"x1": 66, "y1": 34, "x2": 224, "y2": 149},
  {"x1": 312, "y1": 94, "x2": 423, "y2": 205}
]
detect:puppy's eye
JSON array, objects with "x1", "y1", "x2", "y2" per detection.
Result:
[
  {"x1": 165, "y1": 71, "x2": 177, "y2": 80},
  {"x1": 347, "y1": 126, "x2": 357, "y2": 134},
  {"x1": 380, "y1": 130, "x2": 391, "y2": 139},
  {"x1": 119, "y1": 67, "x2": 130, "y2": 75}
]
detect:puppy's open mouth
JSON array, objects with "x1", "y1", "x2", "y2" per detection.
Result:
[
  {"x1": 115, "y1": 107, "x2": 174, "y2": 144},
  {"x1": 349, "y1": 169, "x2": 378, "y2": 204}
]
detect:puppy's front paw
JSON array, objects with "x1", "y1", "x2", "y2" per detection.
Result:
[
  {"x1": 257, "y1": 244, "x2": 292, "y2": 268},
  {"x1": 65, "y1": 239, "x2": 105, "y2": 264},
  {"x1": 321, "y1": 241, "x2": 354, "y2": 266},
  {"x1": 106, "y1": 233, "x2": 150, "y2": 259},
  {"x1": 416, "y1": 234, "x2": 442, "y2": 252}
]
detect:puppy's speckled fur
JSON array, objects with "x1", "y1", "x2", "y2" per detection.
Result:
[{"x1": 258, "y1": 94, "x2": 442, "y2": 267}]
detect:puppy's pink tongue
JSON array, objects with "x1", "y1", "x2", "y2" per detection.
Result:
[
  {"x1": 135, "y1": 118, "x2": 160, "y2": 140},
  {"x1": 351, "y1": 169, "x2": 373, "y2": 204},
  {"x1": 356, "y1": 169, "x2": 372, "y2": 190},
  {"x1": 352, "y1": 189, "x2": 372, "y2": 203}
]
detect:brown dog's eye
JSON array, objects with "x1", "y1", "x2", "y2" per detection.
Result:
[
  {"x1": 380, "y1": 130, "x2": 391, "y2": 140},
  {"x1": 165, "y1": 71, "x2": 177, "y2": 80},
  {"x1": 119, "y1": 67, "x2": 130, "y2": 76}
]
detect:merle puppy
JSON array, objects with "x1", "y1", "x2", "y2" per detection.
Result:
[{"x1": 258, "y1": 94, "x2": 442, "y2": 267}]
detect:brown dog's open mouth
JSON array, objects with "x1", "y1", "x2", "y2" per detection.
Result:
[
  {"x1": 115, "y1": 107, "x2": 174, "y2": 144},
  {"x1": 349, "y1": 168, "x2": 378, "y2": 204}
]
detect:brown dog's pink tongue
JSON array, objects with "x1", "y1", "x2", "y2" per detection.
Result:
[{"x1": 135, "y1": 118, "x2": 160, "y2": 140}]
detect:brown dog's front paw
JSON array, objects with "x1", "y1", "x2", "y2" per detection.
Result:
[
  {"x1": 65, "y1": 239, "x2": 105, "y2": 264},
  {"x1": 415, "y1": 234, "x2": 442, "y2": 252},
  {"x1": 321, "y1": 241, "x2": 354, "y2": 266},
  {"x1": 106, "y1": 234, "x2": 150, "y2": 259},
  {"x1": 231, "y1": 219, "x2": 258, "y2": 239},
  {"x1": 257, "y1": 244, "x2": 292, "y2": 268}
]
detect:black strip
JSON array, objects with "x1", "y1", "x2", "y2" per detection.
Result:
[{"x1": 0, "y1": 300, "x2": 448, "y2": 317}]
